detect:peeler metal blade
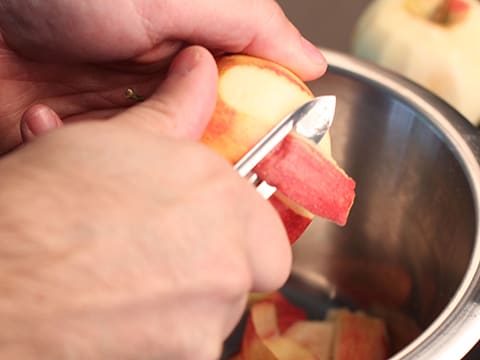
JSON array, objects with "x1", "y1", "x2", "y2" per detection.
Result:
[{"x1": 233, "y1": 95, "x2": 336, "y2": 199}]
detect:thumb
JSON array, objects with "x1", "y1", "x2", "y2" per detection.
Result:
[{"x1": 117, "y1": 46, "x2": 218, "y2": 140}]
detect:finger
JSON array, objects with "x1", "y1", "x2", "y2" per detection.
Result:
[
  {"x1": 22, "y1": 63, "x2": 165, "y2": 123},
  {"x1": 37, "y1": 77, "x2": 163, "y2": 124},
  {"x1": 246, "y1": 194, "x2": 293, "y2": 292},
  {"x1": 20, "y1": 104, "x2": 63, "y2": 142},
  {"x1": 116, "y1": 45, "x2": 218, "y2": 140},
  {"x1": 147, "y1": 0, "x2": 327, "y2": 81},
  {"x1": 1, "y1": 1, "x2": 325, "y2": 81}
]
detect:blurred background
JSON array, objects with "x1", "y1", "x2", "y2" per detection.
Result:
[{"x1": 277, "y1": 0, "x2": 371, "y2": 53}]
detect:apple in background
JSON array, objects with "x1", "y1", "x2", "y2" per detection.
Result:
[
  {"x1": 201, "y1": 55, "x2": 356, "y2": 243},
  {"x1": 351, "y1": 0, "x2": 480, "y2": 125}
]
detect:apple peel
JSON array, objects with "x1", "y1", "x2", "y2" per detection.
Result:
[
  {"x1": 328, "y1": 309, "x2": 389, "y2": 360},
  {"x1": 268, "y1": 193, "x2": 314, "y2": 244},
  {"x1": 238, "y1": 291, "x2": 389, "y2": 360},
  {"x1": 256, "y1": 134, "x2": 356, "y2": 226},
  {"x1": 201, "y1": 54, "x2": 356, "y2": 242}
]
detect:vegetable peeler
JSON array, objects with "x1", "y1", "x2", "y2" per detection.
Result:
[{"x1": 234, "y1": 95, "x2": 337, "y2": 199}]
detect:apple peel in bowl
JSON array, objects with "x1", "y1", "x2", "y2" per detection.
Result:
[{"x1": 233, "y1": 292, "x2": 389, "y2": 360}]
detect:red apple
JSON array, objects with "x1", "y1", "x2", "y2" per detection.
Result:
[
  {"x1": 201, "y1": 55, "x2": 315, "y2": 163},
  {"x1": 200, "y1": 55, "x2": 356, "y2": 242}
]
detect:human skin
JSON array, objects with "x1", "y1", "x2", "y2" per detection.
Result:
[
  {"x1": 0, "y1": 1, "x2": 327, "y2": 358},
  {"x1": 0, "y1": 0, "x2": 327, "y2": 153},
  {"x1": 0, "y1": 47, "x2": 292, "y2": 360}
]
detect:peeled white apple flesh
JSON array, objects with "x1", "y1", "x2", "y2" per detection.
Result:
[{"x1": 351, "y1": 0, "x2": 480, "y2": 125}]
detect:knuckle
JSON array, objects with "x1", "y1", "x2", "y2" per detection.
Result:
[{"x1": 131, "y1": 97, "x2": 179, "y2": 136}]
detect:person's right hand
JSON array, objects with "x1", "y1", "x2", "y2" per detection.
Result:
[{"x1": 0, "y1": 47, "x2": 291, "y2": 360}]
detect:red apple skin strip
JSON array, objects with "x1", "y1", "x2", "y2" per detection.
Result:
[
  {"x1": 201, "y1": 54, "x2": 356, "y2": 237},
  {"x1": 256, "y1": 134, "x2": 356, "y2": 226},
  {"x1": 269, "y1": 194, "x2": 313, "y2": 244},
  {"x1": 241, "y1": 329, "x2": 277, "y2": 360},
  {"x1": 242, "y1": 303, "x2": 280, "y2": 360},
  {"x1": 283, "y1": 321, "x2": 334, "y2": 359},
  {"x1": 242, "y1": 293, "x2": 307, "y2": 359},
  {"x1": 329, "y1": 310, "x2": 389, "y2": 360},
  {"x1": 269, "y1": 292, "x2": 307, "y2": 333},
  {"x1": 250, "y1": 302, "x2": 280, "y2": 339}
]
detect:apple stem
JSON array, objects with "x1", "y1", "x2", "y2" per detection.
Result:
[
  {"x1": 405, "y1": 0, "x2": 470, "y2": 25},
  {"x1": 431, "y1": 0, "x2": 469, "y2": 24}
]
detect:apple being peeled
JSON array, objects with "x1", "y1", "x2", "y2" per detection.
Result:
[{"x1": 201, "y1": 55, "x2": 356, "y2": 243}]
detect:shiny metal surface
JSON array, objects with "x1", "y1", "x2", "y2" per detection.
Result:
[
  {"x1": 289, "y1": 49, "x2": 480, "y2": 359},
  {"x1": 294, "y1": 95, "x2": 336, "y2": 143},
  {"x1": 234, "y1": 95, "x2": 336, "y2": 199}
]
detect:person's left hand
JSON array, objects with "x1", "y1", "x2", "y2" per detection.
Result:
[
  {"x1": 0, "y1": 0, "x2": 327, "y2": 154},
  {"x1": 0, "y1": 34, "x2": 164, "y2": 154}
]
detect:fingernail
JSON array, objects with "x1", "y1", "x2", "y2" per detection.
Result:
[
  {"x1": 300, "y1": 36, "x2": 326, "y2": 66},
  {"x1": 169, "y1": 47, "x2": 201, "y2": 76},
  {"x1": 26, "y1": 107, "x2": 60, "y2": 135},
  {"x1": 26, "y1": 108, "x2": 58, "y2": 135}
]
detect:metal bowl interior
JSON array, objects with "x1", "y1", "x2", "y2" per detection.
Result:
[{"x1": 223, "y1": 50, "x2": 480, "y2": 360}]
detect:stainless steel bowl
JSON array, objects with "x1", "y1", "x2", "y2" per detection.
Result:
[
  {"x1": 295, "y1": 49, "x2": 480, "y2": 359},
  {"x1": 224, "y1": 49, "x2": 480, "y2": 359}
]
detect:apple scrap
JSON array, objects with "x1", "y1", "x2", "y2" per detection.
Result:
[
  {"x1": 232, "y1": 292, "x2": 389, "y2": 360},
  {"x1": 201, "y1": 55, "x2": 356, "y2": 243}
]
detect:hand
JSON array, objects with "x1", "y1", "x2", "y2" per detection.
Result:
[
  {"x1": 0, "y1": 47, "x2": 292, "y2": 360},
  {"x1": 0, "y1": 0, "x2": 327, "y2": 153}
]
